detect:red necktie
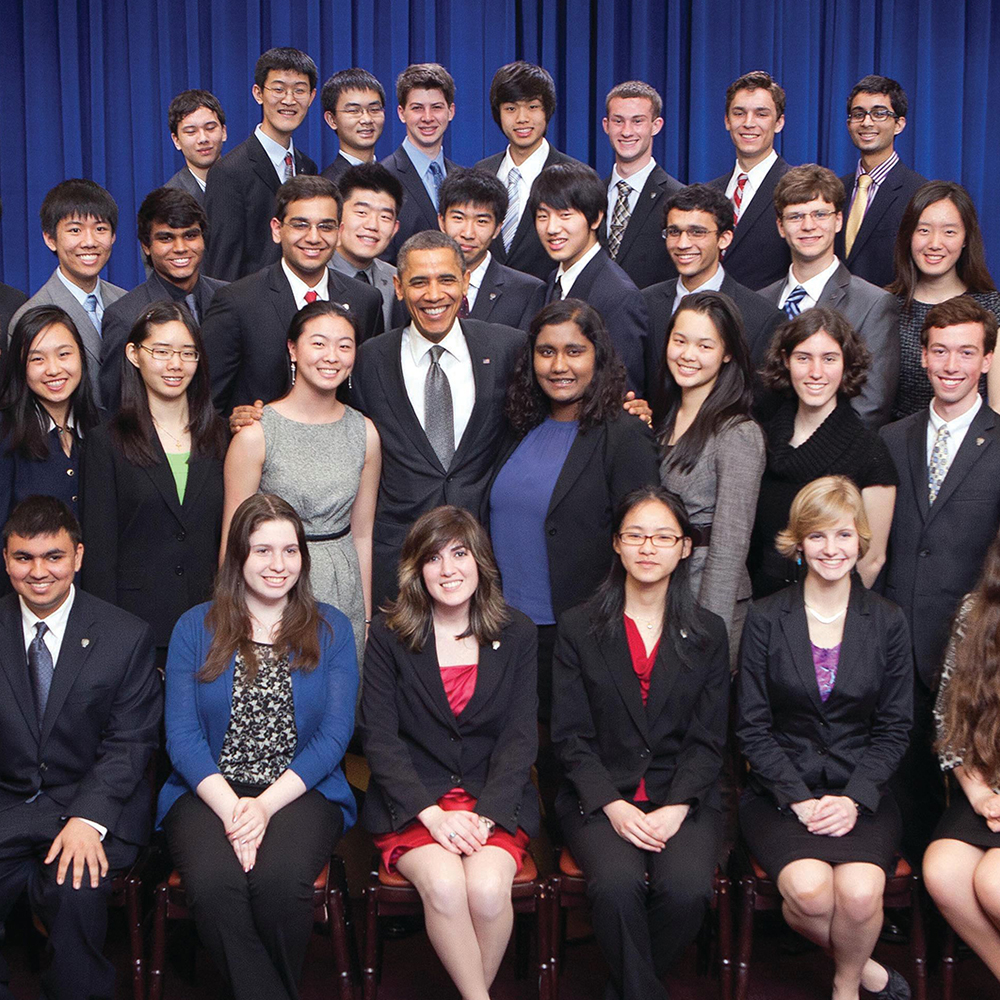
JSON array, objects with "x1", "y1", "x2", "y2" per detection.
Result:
[
  {"x1": 304, "y1": 290, "x2": 318, "y2": 304},
  {"x1": 284, "y1": 151, "x2": 294, "y2": 182},
  {"x1": 732, "y1": 173, "x2": 748, "y2": 225}
]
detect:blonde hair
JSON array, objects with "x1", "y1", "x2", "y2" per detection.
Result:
[{"x1": 775, "y1": 476, "x2": 871, "y2": 560}]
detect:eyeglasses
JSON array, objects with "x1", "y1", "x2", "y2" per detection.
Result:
[
  {"x1": 617, "y1": 531, "x2": 684, "y2": 549},
  {"x1": 337, "y1": 103, "x2": 385, "y2": 118},
  {"x1": 282, "y1": 220, "x2": 339, "y2": 234},
  {"x1": 663, "y1": 225, "x2": 719, "y2": 241},
  {"x1": 263, "y1": 85, "x2": 312, "y2": 100},
  {"x1": 847, "y1": 107, "x2": 899, "y2": 123},
  {"x1": 139, "y1": 345, "x2": 199, "y2": 363},
  {"x1": 781, "y1": 209, "x2": 837, "y2": 226}
]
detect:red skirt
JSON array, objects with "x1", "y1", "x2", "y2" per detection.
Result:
[{"x1": 373, "y1": 789, "x2": 530, "y2": 874}]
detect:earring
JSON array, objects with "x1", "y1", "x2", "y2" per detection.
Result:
[
  {"x1": 348, "y1": 373, "x2": 353, "y2": 390},
  {"x1": 290, "y1": 360, "x2": 296, "y2": 385},
  {"x1": 796, "y1": 551, "x2": 802, "y2": 566}
]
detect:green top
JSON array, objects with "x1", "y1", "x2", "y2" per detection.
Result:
[{"x1": 165, "y1": 451, "x2": 190, "y2": 504}]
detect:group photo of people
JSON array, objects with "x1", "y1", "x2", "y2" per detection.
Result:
[{"x1": 0, "y1": 7, "x2": 999, "y2": 999}]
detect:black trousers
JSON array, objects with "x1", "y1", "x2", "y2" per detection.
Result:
[
  {"x1": 163, "y1": 784, "x2": 343, "y2": 1000},
  {"x1": 0, "y1": 793, "x2": 138, "y2": 1000},
  {"x1": 564, "y1": 802, "x2": 721, "y2": 1000}
]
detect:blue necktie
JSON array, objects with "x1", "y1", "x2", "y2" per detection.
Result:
[
  {"x1": 784, "y1": 285, "x2": 808, "y2": 319},
  {"x1": 29, "y1": 621, "x2": 53, "y2": 726},
  {"x1": 84, "y1": 293, "x2": 101, "y2": 333},
  {"x1": 427, "y1": 161, "x2": 444, "y2": 210}
]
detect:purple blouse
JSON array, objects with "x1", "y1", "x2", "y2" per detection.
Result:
[{"x1": 810, "y1": 642, "x2": 841, "y2": 702}]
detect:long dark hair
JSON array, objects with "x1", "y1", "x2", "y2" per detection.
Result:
[
  {"x1": 504, "y1": 298, "x2": 627, "y2": 436},
  {"x1": 111, "y1": 301, "x2": 226, "y2": 467},
  {"x1": 0, "y1": 305, "x2": 99, "y2": 460},
  {"x1": 200, "y1": 494, "x2": 327, "y2": 684},
  {"x1": 587, "y1": 485, "x2": 708, "y2": 647},
  {"x1": 654, "y1": 292, "x2": 756, "y2": 474}
]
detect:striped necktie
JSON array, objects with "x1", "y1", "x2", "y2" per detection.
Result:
[
  {"x1": 501, "y1": 167, "x2": 522, "y2": 252},
  {"x1": 783, "y1": 285, "x2": 808, "y2": 319}
]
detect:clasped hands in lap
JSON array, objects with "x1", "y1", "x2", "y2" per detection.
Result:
[
  {"x1": 791, "y1": 795, "x2": 859, "y2": 837},
  {"x1": 418, "y1": 804, "x2": 496, "y2": 856},
  {"x1": 602, "y1": 799, "x2": 690, "y2": 852},
  {"x1": 225, "y1": 796, "x2": 271, "y2": 871}
]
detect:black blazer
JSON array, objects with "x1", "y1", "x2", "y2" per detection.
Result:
[
  {"x1": 203, "y1": 260, "x2": 384, "y2": 412},
  {"x1": 544, "y1": 249, "x2": 650, "y2": 394},
  {"x1": 486, "y1": 413, "x2": 659, "y2": 618},
  {"x1": 359, "y1": 611, "x2": 539, "y2": 836},
  {"x1": 349, "y1": 319, "x2": 526, "y2": 607},
  {"x1": 599, "y1": 164, "x2": 684, "y2": 289},
  {"x1": 0, "y1": 589, "x2": 161, "y2": 845},
  {"x1": 320, "y1": 152, "x2": 353, "y2": 184},
  {"x1": 381, "y1": 144, "x2": 459, "y2": 264},
  {"x1": 551, "y1": 601, "x2": 730, "y2": 821},
  {"x1": 475, "y1": 145, "x2": 582, "y2": 280},
  {"x1": 835, "y1": 160, "x2": 927, "y2": 290},
  {"x1": 203, "y1": 133, "x2": 317, "y2": 281},
  {"x1": 80, "y1": 422, "x2": 225, "y2": 648},
  {"x1": 99, "y1": 273, "x2": 228, "y2": 409},
  {"x1": 881, "y1": 403, "x2": 1000, "y2": 687},
  {"x1": 165, "y1": 165, "x2": 205, "y2": 205},
  {"x1": 0, "y1": 282, "x2": 28, "y2": 339},
  {"x1": 708, "y1": 156, "x2": 792, "y2": 290},
  {"x1": 469, "y1": 257, "x2": 546, "y2": 331},
  {"x1": 737, "y1": 578, "x2": 913, "y2": 812}
]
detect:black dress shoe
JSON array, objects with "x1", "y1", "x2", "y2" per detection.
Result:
[{"x1": 863, "y1": 965, "x2": 911, "y2": 1000}]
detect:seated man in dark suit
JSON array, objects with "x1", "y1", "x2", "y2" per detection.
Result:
[
  {"x1": 319, "y1": 67, "x2": 386, "y2": 183},
  {"x1": 643, "y1": 183, "x2": 784, "y2": 392},
  {"x1": 835, "y1": 75, "x2": 927, "y2": 289},
  {"x1": 382, "y1": 63, "x2": 458, "y2": 264},
  {"x1": 708, "y1": 70, "x2": 792, "y2": 290},
  {"x1": 0, "y1": 200, "x2": 27, "y2": 335},
  {"x1": 474, "y1": 61, "x2": 581, "y2": 280},
  {"x1": 759, "y1": 164, "x2": 900, "y2": 427},
  {"x1": 531, "y1": 162, "x2": 649, "y2": 393},
  {"x1": 203, "y1": 175, "x2": 383, "y2": 413},
  {"x1": 203, "y1": 48, "x2": 318, "y2": 281},
  {"x1": 437, "y1": 168, "x2": 545, "y2": 331},
  {"x1": 99, "y1": 187, "x2": 227, "y2": 408},
  {"x1": 164, "y1": 89, "x2": 227, "y2": 206},
  {"x1": 0, "y1": 495, "x2": 161, "y2": 1000},
  {"x1": 600, "y1": 80, "x2": 683, "y2": 289}
]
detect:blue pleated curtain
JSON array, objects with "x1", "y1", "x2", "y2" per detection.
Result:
[{"x1": 1, "y1": 0, "x2": 997, "y2": 292}]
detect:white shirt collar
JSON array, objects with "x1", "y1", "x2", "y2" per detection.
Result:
[
  {"x1": 784, "y1": 256, "x2": 841, "y2": 303},
  {"x1": 404, "y1": 320, "x2": 470, "y2": 366},
  {"x1": 610, "y1": 157, "x2": 657, "y2": 196},
  {"x1": 20, "y1": 584, "x2": 76, "y2": 649},
  {"x1": 498, "y1": 138, "x2": 550, "y2": 185},
  {"x1": 679, "y1": 263, "x2": 726, "y2": 296},
  {"x1": 188, "y1": 167, "x2": 207, "y2": 192},
  {"x1": 930, "y1": 391, "x2": 982, "y2": 434},
  {"x1": 55, "y1": 267, "x2": 102, "y2": 309},
  {"x1": 730, "y1": 148, "x2": 778, "y2": 189},
  {"x1": 339, "y1": 150, "x2": 368, "y2": 167},
  {"x1": 281, "y1": 258, "x2": 329, "y2": 308},
  {"x1": 254, "y1": 124, "x2": 295, "y2": 175},
  {"x1": 468, "y1": 251, "x2": 492, "y2": 291},
  {"x1": 556, "y1": 241, "x2": 602, "y2": 296}
]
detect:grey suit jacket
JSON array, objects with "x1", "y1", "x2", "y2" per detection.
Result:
[
  {"x1": 165, "y1": 165, "x2": 205, "y2": 206},
  {"x1": 330, "y1": 252, "x2": 407, "y2": 330},
  {"x1": 8, "y1": 268, "x2": 127, "y2": 405},
  {"x1": 760, "y1": 260, "x2": 899, "y2": 428}
]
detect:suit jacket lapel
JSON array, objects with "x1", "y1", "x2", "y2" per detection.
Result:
[
  {"x1": 644, "y1": 622, "x2": 694, "y2": 724},
  {"x1": 456, "y1": 636, "x2": 502, "y2": 723},
  {"x1": 269, "y1": 262, "x2": 298, "y2": 336},
  {"x1": 505, "y1": 145, "x2": 561, "y2": 258},
  {"x1": 452, "y1": 323, "x2": 496, "y2": 465},
  {"x1": 45, "y1": 272, "x2": 102, "y2": 373},
  {"x1": 0, "y1": 598, "x2": 39, "y2": 739},
  {"x1": 927, "y1": 405, "x2": 996, "y2": 522},
  {"x1": 848, "y1": 169, "x2": 900, "y2": 260},
  {"x1": 142, "y1": 433, "x2": 185, "y2": 525},
  {"x1": 248, "y1": 134, "x2": 281, "y2": 194},
  {"x1": 779, "y1": 588, "x2": 825, "y2": 715},
  {"x1": 470, "y1": 259, "x2": 504, "y2": 322},
  {"x1": 906, "y1": 410, "x2": 931, "y2": 522},
  {"x1": 412, "y1": 640, "x2": 461, "y2": 732},
  {"x1": 614, "y1": 167, "x2": 665, "y2": 262},
  {"x1": 826, "y1": 579, "x2": 869, "y2": 701},
  {"x1": 816, "y1": 262, "x2": 851, "y2": 311},
  {"x1": 546, "y1": 425, "x2": 599, "y2": 515},
  {"x1": 40, "y1": 597, "x2": 96, "y2": 745},
  {"x1": 598, "y1": 631, "x2": 650, "y2": 744},
  {"x1": 393, "y1": 147, "x2": 438, "y2": 228},
  {"x1": 729, "y1": 158, "x2": 783, "y2": 254}
]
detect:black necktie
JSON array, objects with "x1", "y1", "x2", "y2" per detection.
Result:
[
  {"x1": 29, "y1": 621, "x2": 53, "y2": 726},
  {"x1": 355, "y1": 269, "x2": 371, "y2": 284},
  {"x1": 552, "y1": 277, "x2": 563, "y2": 302}
]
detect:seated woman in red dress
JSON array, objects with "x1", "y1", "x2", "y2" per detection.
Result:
[{"x1": 359, "y1": 505, "x2": 538, "y2": 1000}]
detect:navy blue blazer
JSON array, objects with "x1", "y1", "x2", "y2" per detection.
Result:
[
  {"x1": 0, "y1": 424, "x2": 81, "y2": 529},
  {"x1": 469, "y1": 257, "x2": 545, "y2": 331}
]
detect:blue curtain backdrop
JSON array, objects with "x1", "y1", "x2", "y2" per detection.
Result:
[{"x1": 1, "y1": 0, "x2": 997, "y2": 292}]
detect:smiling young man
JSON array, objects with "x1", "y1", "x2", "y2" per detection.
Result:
[
  {"x1": 835, "y1": 75, "x2": 927, "y2": 289},
  {"x1": 319, "y1": 68, "x2": 386, "y2": 183},
  {"x1": 758, "y1": 164, "x2": 900, "y2": 427},
  {"x1": 436, "y1": 168, "x2": 545, "y2": 330},
  {"x1": 165, "y1": 89, "x2": 227, "y2": 205},
  {"x1": 203, "y1": 48, "x2": 319, "y2": 282},
  {"x1": 600, "y1": 80, "x2": 683, "y2": 289}
]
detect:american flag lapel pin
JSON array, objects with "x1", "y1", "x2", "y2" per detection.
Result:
[{"x1": 482, "y1": 358, "x2": 490, "y2": 364}]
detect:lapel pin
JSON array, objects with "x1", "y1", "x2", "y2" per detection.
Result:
[
  {"x1": 680, "y1": 628, "x2": 688, "y2": 640},
  {"x1": 81, "y1": 638, "x2": 90, "y2": 648},
  {"x1": 482, "y1": 358, "x2": 491, "y2": 364},
  {"x1": 978, "y1": 437, "x2": 985, "y2": 446},
  {"x1": 489, "y1": 292, "x2": 497, "y2": 300},
  {"x1": 650, "y1": 191, "x2": 656, "y2": 199},
  {"x1": 492, "y1": 640, "x2": 500, "y2": 650}
]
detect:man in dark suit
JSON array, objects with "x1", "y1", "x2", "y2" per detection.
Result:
[
  {"x1": 708, "y1": 70, "x2": 792, "y2": 290},
  {"x1": 531, "y1": 162, "x2": 649, "y2": 393},
  {"x1": 835, "y1": 75, "x2": 927, "y2": 289},
  {"x1": 204, "y1": 175, "x2": 383, "y2": 413},
  {"x1": 349, "y1": 231, "x2": 526, "y2": 607},
  {"x1": 319, "y1": 68, "x2": 386, "y2": 184},
  {"x1": 643, "y1": 184, "x2": 784, "y2": 391},
  {"x1": 759, "y1": 165, "x2": 900, "y2": 427},
  {"x1": 100, "y1": 188, "x2": 226, "y2": 407},
  {"x1": 600, "y1": 80, "x2": 683, "y2": 289},
  {"x1": 164, "y1": 89, "x2": 227, "y2": 206},
  {"x1": 437, "y1": 168, "x2": 545, "y2": 331},
  {"x1": 203, "y1": 48, "x2": 319, "y2": 282},
  {"x1": 0, "y1": 496, "x2": 160, "y2": 1000},
  {"x1": 474, "y1": 61, "x2": 581, "y2": 281},
  {"x1": 381, "y1": 63, "x2": 458, "y2": 264},
  {"x1": 881, "y1": 296, "x2": 1000, "y2": 859},
  {"x1": 0, "y1": 201, "x2": 26, "y2": 336}
]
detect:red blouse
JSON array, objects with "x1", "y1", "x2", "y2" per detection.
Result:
[
  {"x1": 440, "y1": 663, "x2": 478, "y2": 717},
  {"x1": 624, "y1": 614, "x2": 660, "y2": 802}
]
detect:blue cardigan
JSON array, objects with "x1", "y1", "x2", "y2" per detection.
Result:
[{"x1": 156, "y1": 601, "x2": 359, "y2": 829}]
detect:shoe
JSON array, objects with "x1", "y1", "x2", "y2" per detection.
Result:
[
  {"x1": 863, "y1": 965, "x2": 911, "y2": 1000},
  {"x1": 879, "y1": 913, "x2": 910, "y2": 945}
]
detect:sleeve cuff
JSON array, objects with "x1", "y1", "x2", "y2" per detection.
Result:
[{"x1": 73, "y1": 817, "x2": 107, "y2": 841}]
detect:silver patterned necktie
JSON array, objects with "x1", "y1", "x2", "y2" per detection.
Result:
[
  {"x1": 502, "y1": 167, "x2": 522, "y2": 252},
  {"x1": 29, "y1": 621, "x2": 53, "y2": 726},
  {"x1": 424, "y1": 345, "x2": 455, "y2": 468},
  {"x1": 928, "y1": 424, "x2": 950, "y2": 505},
  {"x1": 607, "y1": 180, "x2": 632, "y2": 260}
]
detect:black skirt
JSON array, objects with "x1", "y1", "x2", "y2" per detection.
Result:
[
  {"x1": 932, "y1": 788, "x2": 1000, "y2": 850},
  {"x1": 739, "y1": 788, "x2": 902, "y2": 878}
]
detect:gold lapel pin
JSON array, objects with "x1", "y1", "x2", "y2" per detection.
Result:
[
  {"x1": 81, "y1": 638, "x2": 90, "y2": 648},
  {"x1": 482, "y1": 358, "x2": 491, "y2": 364},
  {"x1": 977, "y1": 437, "x2": 985, "y2": 446},
  {"x1": 492, "y1": 641, "x2": 500, "y2": 650}
]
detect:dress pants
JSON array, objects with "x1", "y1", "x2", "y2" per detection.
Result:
[
  {"x1": 0, "y1": 792, "x2": 138, "y2": 1000},
  {"x1": 564, "y1": 801, "x2": 721, "y2": 1000},
  {"x1": 163, "y1": 783, "x2": 343, "y2": 1000}
]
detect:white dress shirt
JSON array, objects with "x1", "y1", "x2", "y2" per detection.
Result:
[
  {"x1": 465, "y1": 252, "x2": 492, "y2": 311},
  {"x1": 496, "y1": 139, "x2": 550, "y2": 232},
  {"x1": 254, "y1": 124, "x2": 296, "y2": 182},
  {"x1": 776, "y1": 257, "x2": 841, "y2": 312},
  {"x1": 555, "y1": 241, "x2": 602, "y2": 298},
  {"x1": 186, "y1": 167, "x2": 207, "y2": 192},
  {"x1": 927, "y1": 393, "x2": 982, "y2": 471},
  {"x1": 671, "y1": 264, "x2": 727, "y2": 316},
  {"x1": 607, "y1": 158, "x2": 658, "y2": 229},
  {"x1": 281, "y1": 259, "x2": 331, "y2": 310},
  {"x1": 56, "y1": 268, "x2": 104, "y2": 320},
  {"x1": 401, "y1": 322, "x2": 475, "y2": 450},
  {"x1": 725, "y1": 149, "x2": 778, "y2": 220}
]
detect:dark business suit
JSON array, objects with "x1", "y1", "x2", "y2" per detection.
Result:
[
  {"x1": 551, "y1": 601, "x2": 729, "y2": 998},
  {"x1": 349, "y1": 319, "x2": 526, "y2": 608},
  {"x1": 359, "y1": 610, "x2": 539, "y2": 837},
  {"x1": 203, "y1": 260, "x2": 384, "y2": 412},
  {"x1": 80, "y1": 422, "x2": 225, "y2": 649},
  {"x1": 544, "y1": 248, "x2": 649, "y2": 393},
  {"x1": 164, "y1": 165, "x2": 206, "y2": 206},
  {"x1": 835, "y1": 161, "x2": 927, "y2": 290},
  {"x1": 0, "y1": 588, "x2": 160, "y2": 1000},
  {"x1": 0, "y1": 283, "x2": 27, "y2": 341},
  {"x1": 381, "y1": 144, "x2": 458, "y2": 264},
  {"x1": 469, "y1": 257, "x2": 545, "y2": 331},
  {"x1": 203, "y1": 133, "x2": 317, "y2": 281},
  {"x1": 600, "y1": 164, "x2": 684, "y2": 289},
  {"x1": 320, "y1": 152, "x2": 354, "y2": 184},
  {"x1": 475, "y1": 145, "x2": 581, "y2": 280},
  {"x1": 708, "y1": 156, "x2": 792, "y2": 290}
]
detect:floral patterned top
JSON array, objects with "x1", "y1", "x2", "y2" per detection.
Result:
[{"x1": 934, "y1": 596, "x2": 974, "y2": 775}]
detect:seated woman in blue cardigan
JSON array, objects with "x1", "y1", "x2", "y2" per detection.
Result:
[{"x1": 157, "y1": 492, "x2": 358, "y2": 1000}]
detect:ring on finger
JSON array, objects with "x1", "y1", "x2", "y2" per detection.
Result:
[{"x1": 447, "y1": 832, "x2": 456, "y2": 840}]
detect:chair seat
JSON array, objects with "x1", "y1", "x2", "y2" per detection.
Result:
[
  {"x1": 167, "y1": 862, "x2": 330, "y2": 893},
  {"x1": 749, "y1": 854, "x2": 912, "y2": 883},
  {"x1": 558, "y1": 850, "x2": 584, "y2": 879},
  {"x1": 378, "y1": 853, "x2": 538, "y2": 889}
]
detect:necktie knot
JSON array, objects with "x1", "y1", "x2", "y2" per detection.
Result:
[
  {"x1": 354, "y1": 269, "x2": 370, "y2": 284},
  {"x1": 429, "y1": 344, "x2": 446, "y2": 364},
  {"x1": 784, "y1": 285, "x2": 808, "y2": 319},
  {"x1": 304, "y1": 290, "x2": 318, "y2": 304},
  {"x1": 34, "y1": 621, "x2": 49, "y2": 641},
  {"x1": 857, "y1": 173, "x2": 873, "y2": 191}
]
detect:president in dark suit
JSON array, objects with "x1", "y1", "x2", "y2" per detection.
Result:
[
  {"x1": 203, "y1": 175, "x2": 383, "y2": 413},
  {"x1": 0, "y1": 496, "x2": 160, "y2": 1000},
  {"x1": 318, "y1": 67, "x2": 385, "y2": 183},
  {"x1": 600, "y1": 80, "x2": 683, "y2": 289},
  {"x1": 164, "y1": 89, "x2": 228, "y2": 207},
  {"x1": 203, "y1": 48, "x2": 319, "y2": 282}
]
